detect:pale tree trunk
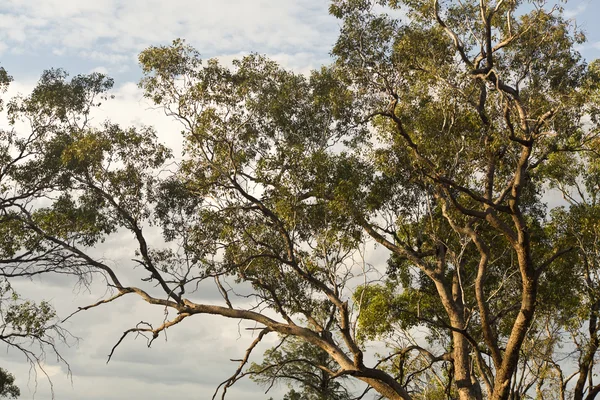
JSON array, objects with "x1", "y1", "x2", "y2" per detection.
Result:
[
  {"x1": 434, "y1": 273, "x2": 482, "y2": 400},
  {"x1": 452, "y1": 329, "x2": 481, "y2": 400}
]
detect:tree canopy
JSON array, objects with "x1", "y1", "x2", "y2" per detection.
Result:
[{"x1": 1, "y1": 1, "x2": 600, "y2": 400}]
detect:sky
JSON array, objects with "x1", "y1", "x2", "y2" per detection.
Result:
[{"x1": 1, "y1": 1, "x2": 600, "y2": 399}]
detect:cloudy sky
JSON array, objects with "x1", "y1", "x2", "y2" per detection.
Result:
[{"x1": 1, "y1": 1, "x2": 599, "y2": 399}]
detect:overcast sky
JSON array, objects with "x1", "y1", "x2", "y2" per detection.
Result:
[{"x1": 1, "y1": 1, "x2": 600, "y2": 399}]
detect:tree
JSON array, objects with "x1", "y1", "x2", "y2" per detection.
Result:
[
  {"x1": 0, "y1": 368, "x2": 19, "y2": 399},
  {"x1": 0, "y1": 66, "x2": 110, "y2": 397},
  {"x1": 326, "y1": 0, "x2": 598, "y2": 398},
  {"x1": 249, "y1": 336, "x2": 354, "y2": 400},
  {"x1": 528, "y1": 85, "x2": 600, "y2": 400},
  {"x1": 1, "y1": 1, "x2": 599, "y2": 400}
]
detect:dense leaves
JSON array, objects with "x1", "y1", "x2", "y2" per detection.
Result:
[
  {"x1": 0, "y1": 368, "x2": 19, "y2": 399},
  {"x1": 1, "y1": 1, "x2": 600, "y2": 400}
]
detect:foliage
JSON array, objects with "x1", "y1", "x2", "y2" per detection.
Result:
[
  {"x1": 0, "y1": 66, "x2": 114, "y2": 398},
  {"x1": 250, "y1": 337, "x2": 352, "y2": 400},
  {"x1": 0, "y1": 1, "x2": 599, "y2": 400},
  {"x1": 0, "y1": 368, "x2": 19, "y2": 399}
]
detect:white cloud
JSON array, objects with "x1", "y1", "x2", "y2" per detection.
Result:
[
  {"x1": 0, "y1": 0, "x2": 338, "y2": 74},
  {"x1": 1, "y1": 0, "x2": 117, "y2": 19},
  {"x1": 564, "y1": 3, "x2": 587, "y2": 19},
  {"x1": 79, "y1": 50, "x2": 133, "y2": 65},
  {"x1": 89, "y1": 66, "x2": 109, "y2": 75},
  {"x1": 52, "y1": 47, "x2": 66, "y2": 56},
  {"x1": 0, "y1": 14, "x2": 45, "y2": 43}
]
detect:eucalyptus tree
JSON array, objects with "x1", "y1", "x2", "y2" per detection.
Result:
[
  {"x1": 0, "y1": 368, "x2": 19, "y2": 399},
  {"x1": 529, "y1": 89, "x2": 600, "y2": 400},
  {"x1": 0, "y1": 67, "x2": 116, "y2": 396},
  {"x1": 2, "y1": 1, "x2": 600, "y2": 400},
  {"x1": 327, "y1": 0, "x2": 599, "y2": 398}
]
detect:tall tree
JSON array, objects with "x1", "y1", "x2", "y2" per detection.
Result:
[
  {"x1": 0, "y1": 67, "x2": 116, "y2": 397},
  {"x1": 1, "y1": 1, "x2": 599, "y2": 400},
  {"x1": 327, "y1": 1, "x2": 599, "y2": 398}
]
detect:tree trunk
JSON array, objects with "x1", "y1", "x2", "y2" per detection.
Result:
[
  {"x1": 435, "y1": 274, "x2": 482, "y2": 400},
  {"x1": 490, "y1": 273, "x2": 537, "y2": 400},
  {"x1": 452, "y1": 329, "x2": 481, "y2": 400},
  {"x1": 574, "y1": 299, "x2": 600, "y2": 400}
]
